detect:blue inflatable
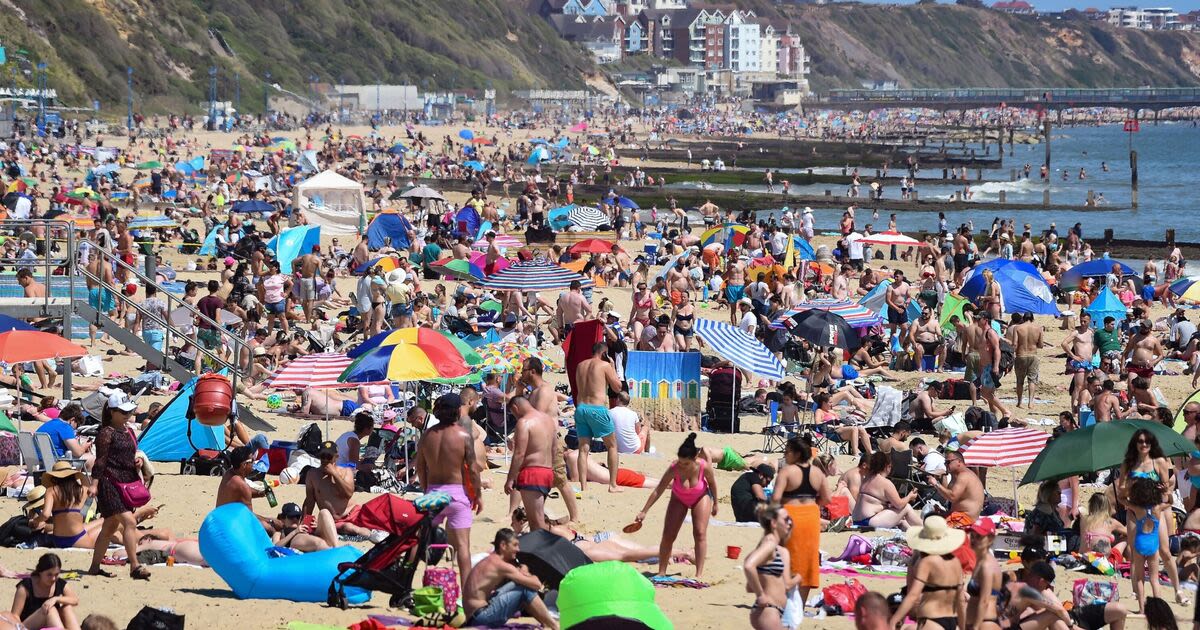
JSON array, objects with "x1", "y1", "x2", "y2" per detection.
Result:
[{"x1": 198, "y1": 503, "x2": 369, "y2": 604}]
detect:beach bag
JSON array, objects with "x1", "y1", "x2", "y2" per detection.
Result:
[
  {"x1": 111, "y1": 473, "x2": 151, "y2": 509},
  {"x1": 827, "y1": 496, "x2": 851, "y2": 520},
  {"x1": 873, "y1": 541, "x2": 914, "y2": 567},
  {"x1": 0, "y1": 514, "x2": 34, "y2": 547},
  {"x1": 422, "y1": 544, "x2": 459, "y2": 617},
  {"x1": 0, "y1": 433, "x2": 19, "y2": 466},
  {"x1": 832, "y1": 534, "x2": 874, "y2": 562},
  {"x1": 78, "y1": 355, "x2": 104, "y2": 377},
  {"x1": 782, "y1": 586, "x2": 804, "y2": 628},
  {"x1": 1073, "y1": 579, "x2": 1119, "y2": 607},
  {"x1": 297, "y1": 423, "x2": 323, "y2": 456},
  {"x1": 126, "y1": 605, "x2": 185, "y2": 630},
  {"x1": 822, "y1": 579, "x2": 868, "y2": 613},
  {"x1": 410, "y1": 586, "x2": 447, "y2": 624}
]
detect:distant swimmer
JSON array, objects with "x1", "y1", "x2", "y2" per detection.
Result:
[
  {"x1": 1101, "y1": 161, "x2": 1109, "y2": 172},
  {"x1": 1079, "y1": 167, "x2": 1087, "y2": 180}
]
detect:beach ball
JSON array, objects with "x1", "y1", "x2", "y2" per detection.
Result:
[{"x1": 266, "y1": 394, "x2": 283, "y2": 410}]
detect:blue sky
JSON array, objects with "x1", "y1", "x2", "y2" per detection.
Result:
[{"x1": 871, "y1": 0, "x2": 1200, "y2": 11}]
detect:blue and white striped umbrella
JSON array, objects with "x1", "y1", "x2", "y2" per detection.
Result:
[
  {"x1": 127, "y1": 215, "x2": 179, "y2": 230},
  {"x1": 694, "y1": 318, "x2": 785, "y2": 380},
  {"x1": 478, "y1": 258, "x2": 595, "y2": 292}
]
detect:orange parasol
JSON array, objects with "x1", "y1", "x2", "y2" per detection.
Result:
[{"x1": 0, "y1": 331, "x2": 88, "y2": 364}]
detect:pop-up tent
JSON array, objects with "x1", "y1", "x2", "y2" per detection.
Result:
[
  {"x1": 294, "y1": 170, "x2": 365, "y2": 235},
  {"x1": 1083, "y1": 287, "x2": 1126, "y2": 329},
  {"x1": 138, "y1": 375, "x2": 226, "y2": 462},
  {"x1": 453, "y1": 206, "x2": 482, "y2": 238},
  {"x1": 267, "y1": 225, "x2": 321, "y2": 273},
  {"x1": 366, "y1": 209, "x2": 414, "y2": 250}
]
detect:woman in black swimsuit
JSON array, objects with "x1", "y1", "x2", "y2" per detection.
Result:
[
  {"x1": 743, "y1": 505, "x2": 793, "y2": 630},
  {"x1": 11, "y1": 553, "x2": 79, "y2": 630},
  {"x1": 672, "y1": 291, "x2": 699, "y2": 351},
  {"x1": 890, "y1": 515, "x2": 965, "y2": 630}
]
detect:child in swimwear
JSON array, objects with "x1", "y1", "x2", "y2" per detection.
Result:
[
  {"x1": 1127, "y1": 477, "x2": 1169, "y2": 613},
  {"x1": 1177, "y1": 536, "x2": 1200, "y2": 582}
]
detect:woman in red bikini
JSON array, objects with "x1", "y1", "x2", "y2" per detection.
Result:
[{"x1": 634, "y1": 433, "x2": 718, "y2": 579}]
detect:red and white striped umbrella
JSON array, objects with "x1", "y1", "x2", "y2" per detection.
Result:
[
  {"x1": 961, "y1": 428, "x2": 1050, "y2": 468},
  {"x1": 858, "y1": 231, "x2": 922, "y2": 247},
  {"x1": 268, "y1": 353, "x2": 360, "y2": 389}
]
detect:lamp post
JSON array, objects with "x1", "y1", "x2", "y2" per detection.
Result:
[
  {"x1": 126, "y1": 66, "x2": 133, "y2": 131},
  {"x1": 263, "y1": 70, "x2": 271, "y2": 114},
  {"x1": 208, "y1": 66, "x2": 218, "y2": 128},
  {"x1": 35, "y1": 62, "x2": 46, "y2": 137},
  {"x1": 235, "y1": 72, "x2": 241, "y2": 111}
]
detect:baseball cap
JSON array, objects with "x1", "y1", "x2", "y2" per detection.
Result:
[
  {"x1": 107, "y1": 392, "x2": 137, "y2": 413},
  {"x1": 968, "y1": 518, "x2": 996, "y2": 536},
  {"x1": 318, "y1": 440, "x2": 338, "y2": 458},
  {"x1": 279, "y1": 502, "x2": 303, "y2": 519},
  {"x1": 224, "y1": 256, "x2": 236, "y2": 267}
]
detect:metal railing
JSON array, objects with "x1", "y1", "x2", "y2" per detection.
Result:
[{"x1": 73, "y1": 239, "x2": 248, "y2": 389}]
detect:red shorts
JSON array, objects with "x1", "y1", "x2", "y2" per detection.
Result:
[
  {"x1": 121, "y1": 252, "x2": 136, "y2": 267},
  {"x1": 1128, "y1": 365, "x2": 1155, "y2": 378},
  {"x1": 615, "y1": 468, "x2": 646, "y2": 488},
  {"x1": 515, "y1": 466, "x2": 554, "y2": 497},
  {"x1": 333, "y1": 504, "x2": 362, "y2": 527}
]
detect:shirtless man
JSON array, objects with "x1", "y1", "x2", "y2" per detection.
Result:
[
  {"x1": 17, "y1": 269, "x2": 45, "y2": 298},
  {"x1": 1123, "y1": 318, "x2": 1163, "y2": 390},
  {"x1": 462, "y1": 529, "x2": 558, "y2": 629},
  {"x1": 85, "y1": 246, "x2": 117, "y2": 344},
  {"x1": 451, "y1": 236, "x2": 471, "y2": 260},
  {"x1": 973, "y1": 310, "x2": 1010, "y2": 423},
  {"x1": 827, "y1": 265, "x2": 851, "y2": 301},
  {"x1": 1092, "y1": 379, "x2": 1126, "y2": 422},
  {"x1": 909, "y1": 307, "x2": 944, "y2": 372},
  {"x1": 292, "y1": 245, "x2": 322, "y2": 322},
  {"x1": 519, "y1": 358, "x2": 579, "y2": 523},
  {"x1": 216, "y1": 446, "x2": 276, "y2": 534},
  {"x1": 483, "y1": 231, "x2": 502, "y2": 276},
  {"x1": 1008, "y1": 313, "x2": 1045, "y2": 408},
  {"x1": 415, "y1": 393, "x2": 482, "y2": 585},
  {"x1": 505, "y1": 397, "x2": 558, "y2": 532},
  {"x1": 885, "y1": 270, "x2": 911, "y2": 344},
  {"x1": 912, "y1": 381, "x2": 956, "y2": 431},
  {"x1": 876, "y1": 422, "x2": 912, "y2": 455},
  {"x1": 698, "y1": 199, "x2": 720, "y2": 226},
  {"x1": 351, "y1": 233, "x2": 370, "y2": 272},
  {"x1": 114, "y1": 220, "x2": 135, "y2": 284},
  {"x1": 289, "y1": 388, "x2": 354, "y2": 417},
  {"x1": 1061, "y1": 312, "x2": 1095, "y2": 413},
  {"x1": 555, "y1": 280, "x2": 591, "y2": 342},
  {"x1": 954, "y1": 312, "x2": 983, "y2": 408},
  {"x1": 725, "y1": 255, "x2": 746, "y2": 325},
  {"x1": 303, "y1": 441, "x2": 373, "y2": 538},
  {"x1": 574, "y1": 343, "x2": 624, "y2": 493},
  {"x1": 928, "y1": 450, "x2": 984, "y2": 523}
]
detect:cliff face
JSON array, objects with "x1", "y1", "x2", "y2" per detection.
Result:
[
  {"x1": 2, "y1": 0, "x2": 596, "y2": 110},
  {"x1": 785, "y1": 4, "x2": 1200, "y2": 92},
  {"x1": 4, "y1": 0, "x2": 1200, "y2": 113}
]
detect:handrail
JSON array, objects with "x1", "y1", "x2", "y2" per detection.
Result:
[{"x1": 74, "y1": 239, "x2": 248, "y2": 383}]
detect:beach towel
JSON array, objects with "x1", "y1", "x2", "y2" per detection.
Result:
[
  {"x1": 785, "y1": 503, "x2": 821, "y2": 589},
  {"x1": 649, "y1": 575, "x2": 710, "y2": 588},
  {"x1": 563, "y1": 319, "x2": 603, "y2": 401}
]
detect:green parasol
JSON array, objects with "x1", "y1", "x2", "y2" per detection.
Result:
[{"x1": 1020, "y1": 419, "x2": 1193, "y2": 485}]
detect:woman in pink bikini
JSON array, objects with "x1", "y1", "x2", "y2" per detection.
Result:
[
  {"x1": 634, "y1": 433, "x2": 718, "y2": 578},
  {"x1": 629, "y1": 282, "x2": 655, "y2": 345}
]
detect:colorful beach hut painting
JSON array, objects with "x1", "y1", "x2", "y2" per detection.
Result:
[{"x1": 625, "y1": 351, "x2": 701, "y2": 432}]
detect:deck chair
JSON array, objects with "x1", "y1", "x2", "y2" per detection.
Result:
[
  {"x1": 34, "y1": 433, "x2": 86, "y2": 471},
  {"x1": 760, "y1": 401, "x2": 795, "y2": 453},
  {"x1": 888, "y1": 449, "x2": 938, "y2": 508},
  {"x1": 16, "y1": 433, "x2": 45, "y2": 493},
  {"x1": 641, "y1": 243, "x2": 658, "y2": 265}
]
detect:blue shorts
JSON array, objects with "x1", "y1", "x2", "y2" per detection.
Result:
[
  {"x1": 88, "y1": 287, "x2": 115, "y2": 313},
  {"x1": 390, "y1": 302, "x2": 413, "y2": 319},
  {"x1": 141, "y1": 329, "x2": 164, "y2": 353},
  {"x1": 341, "y1": 400, "x2": 358, "y2": 417},
  {"x1": 466, "y1": 581, "x2": 537, "y2": 628},
  {"x1": 575, "y1": 403, "x2": 614, "y2": 439},
  {"x1": 725, "y1": 284, "x2": 745, "y2": 303},
  {"x1": 265, "y1": 300, "x2": 286, "y2": 314}
]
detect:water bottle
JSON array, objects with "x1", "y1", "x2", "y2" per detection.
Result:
[{"x1": 264, "y1": 479, "x2": 279, "y2": 509}]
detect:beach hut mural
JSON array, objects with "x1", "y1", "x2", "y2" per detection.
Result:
[{"x1": 625, "y1": 351, "x2": 702, "y2": 432}]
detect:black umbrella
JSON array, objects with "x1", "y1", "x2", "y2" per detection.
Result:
[
  {"x1": 516, "y1": 530, "x2": 592, "y2": 590},
  {"x1": 786, "y1": 309, "x2": 862, "y2": 350}
]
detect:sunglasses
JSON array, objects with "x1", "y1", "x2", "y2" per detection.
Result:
[{"x1": 1136, "y1": 438, "x2": 1151, "y2": 445}]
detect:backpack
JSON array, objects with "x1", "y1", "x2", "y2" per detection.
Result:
[
  {"x1": 964, "y1": 406, "x2": 997, "y2": 432},
  {"x1": 998, "y1": 340, "x2": 1016, "y2": 377},
  {"x1": 297, "y1": 423, "x2": 323, "y2": 457},
  {"x1": 0, "y1": 515, "x2": 34, "y2": 548}
]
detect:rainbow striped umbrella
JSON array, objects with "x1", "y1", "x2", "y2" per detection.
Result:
[
  {"x1": 430, "y1": 331, "x2": 484, "y2": 385},
  {"x1": 478, "y1": 342, "x2": 560, "y2": 373},
  {"x1": 1170, "y1": 276, "x2": 1200, "y2": 302},
  {"x1": 353, "y1": 255, "x2": 402, "y2": 275},
  {"x1": 430, "y1": 257, "x2": 484, "y2": 281},
  {"x1": 478, "y1": 258, "x2": 594, "y2": 292},
  {"x1": 339, "y1": 327, "x2": 471, "y2": 383},
  {"x1": 699, "y1": 223, "x2": 751, "y2": 248},
  {"x1": 769, "y1": 299, "x2": 882, "y2": 330}
]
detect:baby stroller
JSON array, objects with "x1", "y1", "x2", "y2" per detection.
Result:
[{"x1": 328, "y1": 493, "x2": 443, "y2": 609}]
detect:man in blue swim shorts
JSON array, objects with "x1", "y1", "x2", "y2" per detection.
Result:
[{"x1": 574, "y1": 342, "x2": 625, "y2": 493}]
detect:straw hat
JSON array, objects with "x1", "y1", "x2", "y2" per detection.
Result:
[
  {"x1": 23, "y1": 485, "x2": 47, "y2": 512},
  {"x1": 905, "y1": 515, "x2": 965, "y2": 555},
  {"x1": 42, "y1": 461, "x2": 84, "y2": 487}
]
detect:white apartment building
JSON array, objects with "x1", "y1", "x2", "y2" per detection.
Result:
[
  {"x1": 1107, "y1": 6, "x2": 1181, "y2": 29},
  {"x1": 725, "y1": 12, "x2": 761, "y2": 73}
]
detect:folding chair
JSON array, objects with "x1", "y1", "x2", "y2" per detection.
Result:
[
  {"x1": 16, "y1": 432, "x2": 45, "y2": 494},
  {"x1": 760, "y1": 401, "x2": 794, "y2": 453},
  {"x1": 34, "y1": 433, "x2": 86, "y2": 471}
]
